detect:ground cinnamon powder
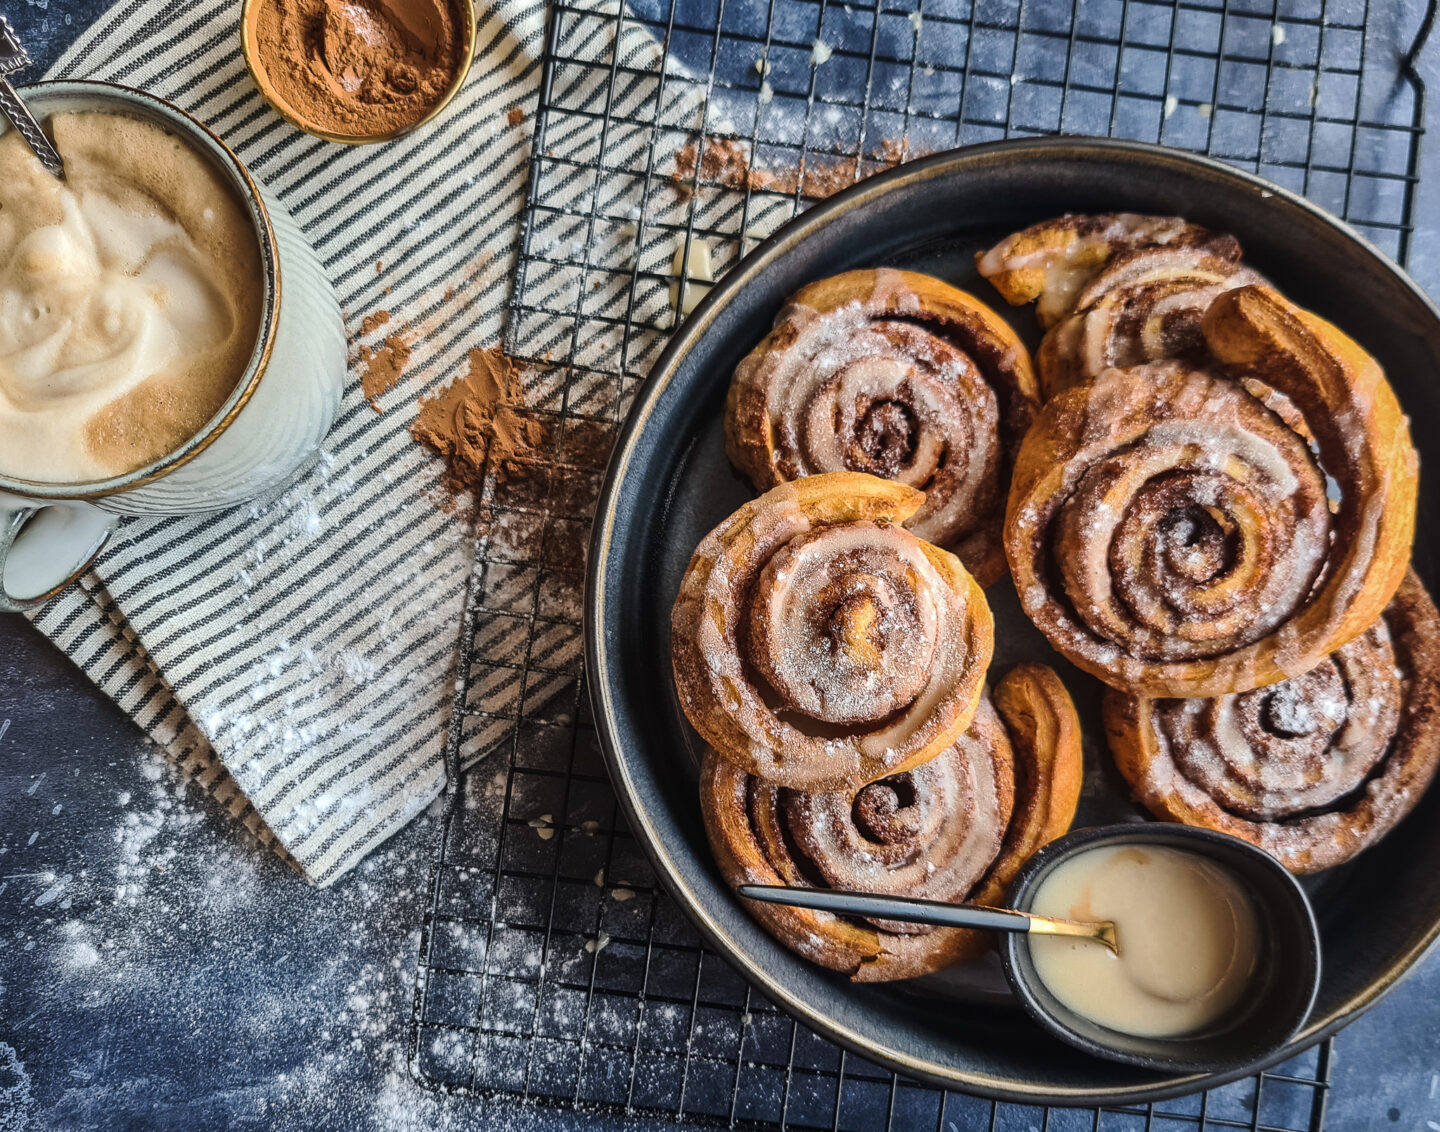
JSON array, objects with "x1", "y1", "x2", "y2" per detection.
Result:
[
  {"x1": 358, "y1": 334, "x2": 411, "y2": 412},
  {"x1": 359, "y1": 310, "x2": 391, "y2": 336},
  {"x1": 249, "y1": 0, "x2": 466, "y2": 138},
  {"x1": 410, "y1": 347, "x2": 541, "y2": 499}
]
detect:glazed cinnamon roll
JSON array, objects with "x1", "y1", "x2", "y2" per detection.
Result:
[
  {"x1": 672, "y1": 472, "x2": 993, "y2": 793},
  {"x1": 702, "y1": 664, "x2": 1083, "y2": 980},
  {"x1": 1105, "y1": 573, "x2": 1440, "y2": 873},
  {"x1": 1034, "y1": 246, "x2": 1265, "y2": 398},
  {"x1": 976, "y1": 213, "x2": 1239, "y2": 329},
  {"x1": 1005, "y1": 285, "x2": 1417, "y2": 699},
  {"x1": 725, "y1": 269, "x2": 1039, "y2": 585}
]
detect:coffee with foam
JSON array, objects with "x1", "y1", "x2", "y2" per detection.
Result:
[{"x1": 0, "y1": 112, "x2": 264, "y2": 483}]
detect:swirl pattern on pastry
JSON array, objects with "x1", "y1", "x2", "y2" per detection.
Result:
[
  {"x1": 702, "y1": 664, "x2": 1083, "y2": 980},
  {"x1": 1104, "y1": 573, "x2": 1440, "y2": 873},
  {"x1": 1035, "y1": 245, "x2": 1265, "y2": 397},
  {"x1": 1005, "y1": 285, "x2": 1417, "y2": 698},
  {"x1": 976, "y1": 213, "x2": 1239, "y2": 329},
  {"x1": 672, "y1": 472, "x2": 994, "y2": 792},
  {"x1": 725, "y1": 269, "x2": 1039, "y2": 586}
]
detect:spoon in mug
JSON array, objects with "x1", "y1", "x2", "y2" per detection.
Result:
[
  {"x1": 0, "y1": 18, "x2": 66, "y2": 179},
  {"x1": 737, "y1": 884, "x2": 1120, "y2": 955}
]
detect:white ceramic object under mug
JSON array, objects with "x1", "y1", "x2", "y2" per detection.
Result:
[{"x1": 0, "y1": 81, "x2": 346, "y2": 613}]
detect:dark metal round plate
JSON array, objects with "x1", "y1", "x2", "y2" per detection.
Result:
[{"x1": 584, "y1": 137, "x2": 1440, "y2": 1104}]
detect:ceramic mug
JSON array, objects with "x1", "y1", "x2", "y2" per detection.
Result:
[{"x1": 0, "y1": 81, "x2": 346, "y2": 613}]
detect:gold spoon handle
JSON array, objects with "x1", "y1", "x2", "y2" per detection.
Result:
[{"x1": 1025, "y1": 912, "x2": 1120, "y2": 953}]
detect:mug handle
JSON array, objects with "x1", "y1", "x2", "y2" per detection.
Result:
[{"x1": 0, "y1": 493, "x2": 118, "y2": 614}]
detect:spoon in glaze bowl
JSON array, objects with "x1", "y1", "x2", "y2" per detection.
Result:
[
  {"x1": 737, "y1": 884, "x2": 1120, "y2": 954},
  {"x1": 0, "y1": 18, "x2": 64, "y2": 179}
]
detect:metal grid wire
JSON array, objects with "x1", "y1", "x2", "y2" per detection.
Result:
[{"x1": 407, "y1": 0, "x2": 1434, "y2": 1124}]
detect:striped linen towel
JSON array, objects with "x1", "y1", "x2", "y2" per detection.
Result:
[
  {"x1": 28, "y1": 0, "x2": 792, "y2": 885},
  {"x1": 28, "y1": 0, "x2": 553, "y2": 886}
]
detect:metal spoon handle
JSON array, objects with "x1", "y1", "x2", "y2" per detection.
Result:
[
  {"x1": 737, "y1": 885, "x2": 1118, "y2": 953},
  {"x1": 739, "y1": 884, "x2": 1031, "y2": 932},
  {"x1": 0, "y1": 17, "x2": 64, "y2": 180},
  {"x1": 0, "y1": 77, "x2": 64, "y2": 178}
]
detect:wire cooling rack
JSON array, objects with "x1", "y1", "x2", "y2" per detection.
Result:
[{"x1": 408, "y1": 0, "x2": 1434, "y2": 1125}]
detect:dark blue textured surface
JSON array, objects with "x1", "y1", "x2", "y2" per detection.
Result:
[
  {"x1": 2, "y1": 0, "x2": 86, "y2": 76},
  {"x1": 3, "y1": 1, "x2": 1440, "y2": 1129}
]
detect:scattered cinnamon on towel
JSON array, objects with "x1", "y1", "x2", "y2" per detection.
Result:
[
  {"x1": 410, "y1": 346, "x2": 540, "y2": 502},
  {"x1": 359, "y1": 309, "x2": 391, "y2": 336},
  {"x1": 357, "y1": 333, "x2": 411, "y2": 413}
]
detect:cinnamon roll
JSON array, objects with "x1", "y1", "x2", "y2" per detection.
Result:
[
  {"x1": 1005, "y1": 285, "x2": 1417, "y2": 699},
  {"x1": 976, "y1": 213, "x2": 1240, "y2": 329},
  {"x1": 1034, "y1": 246, "x2": 1265, "y2": 398},
  {"x1": 725, "y1": 269, "x2": 1039, "y2": 586},
  {"x1": 1105, "y1": 573, "x2": 1440, "y2": 873},
  {"x1": 702, "y1": 664, "x2": 1083, "y2": 980},
  {"x1": 672, "y1": 472, "x2": 994, "y2": 793},
  {"x1": 977, "y1": 213, "x2": 1266, "y2": 398}
]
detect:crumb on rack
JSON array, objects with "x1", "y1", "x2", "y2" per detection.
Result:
[{"x1": 670, "y1": 136, "x2": 916, "y2": 202}]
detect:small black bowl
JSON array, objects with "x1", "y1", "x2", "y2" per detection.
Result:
[{"x1": 1001, "y1": 824, "x2": 1322, "y2": 1074}]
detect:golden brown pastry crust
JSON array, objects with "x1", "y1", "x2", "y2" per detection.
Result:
[
  {"x1": 701, "y1": 663, "x2": 1084, "y2": 980},
  {"x1": 672, "y1": 472, "x2": 993, "y2": 793},
  {"x1": 1005, "y1": 284, "x2": 1417, "y2": 698},
  {"x1": 976, "y1": 213, "x2": 1237, "y2": 329},
  {"x1": 724, "y1": 268, "x2": 1039, "y2": 586},
  {"x1": 1105, "y1": 572, "x2": 1440, "y2": 873},
  {"x1": 1034, "y1": 246, "x2": 1264, "y2": 398},
  {"x1": 977, "y1": 213, "x2": 1267, "y2": 400},
  {"x1": 970, "y1": 666, "x2": 1087, "y2": 901}
]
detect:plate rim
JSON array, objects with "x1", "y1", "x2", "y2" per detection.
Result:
[{"x1": 583, "y1": 134, "x2": 1440, "y2": 1105}]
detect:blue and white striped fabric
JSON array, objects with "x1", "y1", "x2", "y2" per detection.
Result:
[{"x1": 30, "y1": 0, "x2": 550, "y2": 885}]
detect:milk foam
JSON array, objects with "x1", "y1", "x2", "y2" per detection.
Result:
[{"x1": 0, "y1": 112, "x2": 263, "y2": 483}]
